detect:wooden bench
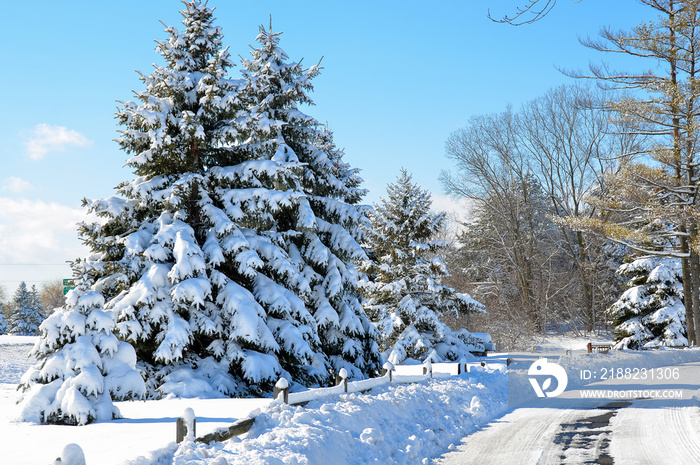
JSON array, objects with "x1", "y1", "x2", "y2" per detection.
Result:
[{"x1": 587, "y1": 342, "x2": 611, "y2": 354}]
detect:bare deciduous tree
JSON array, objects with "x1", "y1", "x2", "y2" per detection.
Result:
[
  {"x1": 442, "y1": 83, "x2": 637, "y2": 341},
  {"x1": 488, "y1": 0, "x2": 590, "y2": 25},
  {"x1": 40, "y1": 280, "x2": 66, "y2": 314},
  {"x1": 519, "y1": 85, "x2": 644, "y2": 332}
]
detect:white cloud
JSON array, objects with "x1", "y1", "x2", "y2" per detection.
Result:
[
  {"x1": 430, "y1": 194, "x2": 476, "y2": 240},
  {"x1": 0, "y1": 198, "x2": 93, "y2": 289},
  {"x1": 24, "y1": 123, "x2": 92, "y2": 160},
  {"x1": 431, "y1": 193, "x2": 475, "y2": 222},
  {"x1": 2, "y1": 177, "x2": 33, "y2": 193}
]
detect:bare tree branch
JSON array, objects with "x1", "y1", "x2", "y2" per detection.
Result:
[{"x1": 488, "y1": 0, "x2": 558, "y2": 25}]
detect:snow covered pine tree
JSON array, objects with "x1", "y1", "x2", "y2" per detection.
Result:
[
  {"x1": 8, "y1": 282, "x2": 46, "y2": 336},
  {"x1": 235, "y1": 25, "x2": 381, "y2": 383},
  {"x1": 18, "y1": 269, "x2": 145, "y2": 425},
  {"x1": 360, "y1": 170, "x2": 484, "y2": 364},
  {"x1": 75, "y1": 2, "x2": 378, "y2": 396},
  {"x1": 608, "y1": 256, "x2": 687, "y2": 349}
]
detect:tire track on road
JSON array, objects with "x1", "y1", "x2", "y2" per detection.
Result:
[
  {"x1": 611, "y1": 405, "x2": 700, "y2": 465},
  {"x1": 436, "y1": 408, "x2": 595, "y2": 465}
]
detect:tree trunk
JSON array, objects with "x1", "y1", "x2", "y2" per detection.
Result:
[
  {"x1": 575, "y1": 231, "x2": 595, "y2": 333},
  {"x1": 682, "y1": 257, "x2": 695, "y2": 346},
  {"x1": 689, "y1": 233, "x2": 700, "y2": 345},
  {"x1": 681, "y1": 232, "x2": 696, "y2": 346}
]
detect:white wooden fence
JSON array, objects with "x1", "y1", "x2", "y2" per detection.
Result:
[{"x1": 56, "y1": 356, "x2": 511, "y2": 462}]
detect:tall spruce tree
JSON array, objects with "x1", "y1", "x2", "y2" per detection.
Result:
[
  {"x1": 360, "y1": 170, "x2": 484, "y2": 364},
  {"x1": 230, "y1": 24, "x2": 380, "y2": 381},
  {"x1": 8, "y1": 282, "x2": 46, "y2": 336},
  {"x1": 608, "y1": 256, "x2": 687, "y2": 349},
  {"x1": 78, "y1": 1, "x2": 250, "y2": 395},
  {"x1": 75, "y1": 2, "x2": 378, "y2": 395}
]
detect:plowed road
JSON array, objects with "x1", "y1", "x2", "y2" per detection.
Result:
[{"x1": 437, "y1": 360, "x2": 700, "y2": 465}]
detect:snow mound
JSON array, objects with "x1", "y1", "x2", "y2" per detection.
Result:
[{"x1": 159, "y1": 369, "x2": 508, "y2": 464}]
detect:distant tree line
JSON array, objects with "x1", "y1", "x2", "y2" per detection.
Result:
[{"x1": 0, "y1": 281, "x2": 64, "y2": 336}]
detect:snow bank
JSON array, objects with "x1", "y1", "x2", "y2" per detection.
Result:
[
  {"x1": 283, "y1": 360, "x2": 486, "y2": 405},
  {"x1": 0, "y1": 335, "x2": 38, "y2": 345},
  {"x1": 159, "y1": 368, "x2": 508, "y2": 465}
]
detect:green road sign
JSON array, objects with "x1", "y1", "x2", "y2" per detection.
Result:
[{"x1": 63, "y1": 278, "x2": 75, "y2": 295}]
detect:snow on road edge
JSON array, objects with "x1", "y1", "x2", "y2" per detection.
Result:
[{"x1": 148, "y1": 368, "x2": 509, "y2": 465}]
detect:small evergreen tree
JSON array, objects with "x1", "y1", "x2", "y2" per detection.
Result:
[
  {"x1": 8, "y1": 282, "x2": 46, "y2": 336},
  {"x1": 360, "y1": 170, "x2": 484, "y2": 364},
  {"x1": 18, "y1": 270, "x2": 145, "y2": 425},
  {"x1": 30, "y1": 284, "x2": 46, "y2": 323},
  {"x1": 608, "y1": 256, "x2": 686, "y2": 349}
]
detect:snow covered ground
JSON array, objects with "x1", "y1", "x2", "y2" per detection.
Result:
[
  {"x1": 0, "y1": 336, "x2": 508, "y2": 465},
  {"x1": 530, "y1": 332, "x2": 613, "y2": 353},
  {"x1": 0, "y1": 335, "x2": 37, "y2": 384},
  {"x1": 1, "y1": 337, "x2": 269, "y2": 465},
  {"x1": 3, "y1": 334, "x2": 700, "y2": 464}
]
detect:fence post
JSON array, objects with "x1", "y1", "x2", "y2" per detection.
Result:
[
  {"x1": 382, "y1": 361, "x2": 395, "y2": 382},
  {"x1": 176, "y1": 408, "x2": 196, "y2": 443},
  {"x1": 274, "y1": 377, "x2": 289, "y2": 404},
  {"x1": 336, "y1": 367, "x2": 348, "y2": 392},
  {"x1": 54, "y1": 444, "x2": 86, "y2": 465},
  {"x1": 458, "y1": 356, "x2": 467, "y2": 375},
  {"x1": 423, "y1": 358, "x2": 433, "y2": 378}
]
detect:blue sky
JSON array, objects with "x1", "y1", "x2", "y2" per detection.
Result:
[{"x1": 0, "y1": 0, "x2": 654, "y2": 293}]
